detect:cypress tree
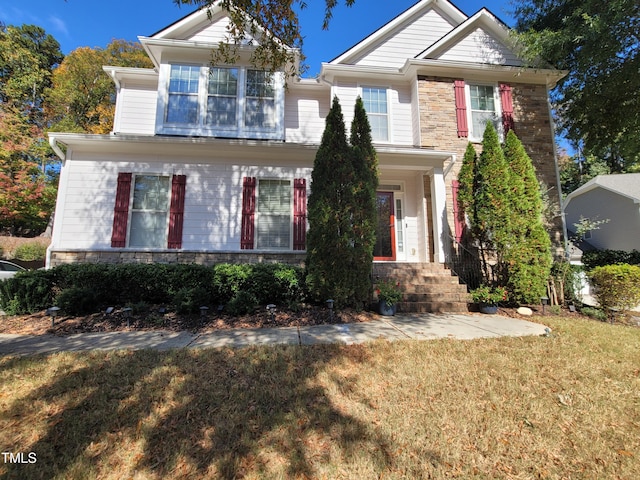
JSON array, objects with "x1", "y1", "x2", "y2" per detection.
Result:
[
  {"x1": 502, "y1": 130, "x2": 552, "y2": 303},
  {"x1": 457, "y1": 142, "x2": 478, "y2": 235},
  {"x1": 305, "y1": 96, "x2": 357, "y2": 306},
  {"x1": 349, "y1": 96, "x2": 379, "y2": 306}
]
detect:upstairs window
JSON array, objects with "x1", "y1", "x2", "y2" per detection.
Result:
[
  {"x1": 166, "y1": 65, "x2": 200, "y2": 124},
  {"x1": 158, "y1": 64, "x2": 284, "y2": 140},
  {"x1": 362, "y1": 86, "x2": 389, "y2": 142},
  {"x1": 467, "y1": 84, "x2": 501, "y2": 140},
  {"x1": 206, "y1": 67, "x2": 238, "y2": 127}
]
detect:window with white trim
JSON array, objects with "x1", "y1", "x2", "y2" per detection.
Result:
[
  {"x1": 362, "y1": 86, "x2": 389, "y2": 142},
  {"x1": 158, "y1": 64, "x2": 284, "y2": 140},
  {"x1": 129, "y1": 175, "x2": 170, "y2": 248},
  {"x1": 256, "y1": 179, "x2": 291, "y2": 249},
  {"x1": 467, "y1": 83, "x2": 501, "y2": 140}
]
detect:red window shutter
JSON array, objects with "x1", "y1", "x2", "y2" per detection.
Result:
[
  {"x1": 454, "y1": 80, "x2": 468, "y2": 138},
  {"x1": 240, "y1": 177, "x2": 256, "y2": 250},
  {"x1": 451, "y1": 180, "x2": 465, "y2": 243},
  {"x1": 111, "y1": 172, "x2": 132, "y2": 247},
  {"x1": 168, "y1": 175, "x2": 187, "y2": 249},
  {"x1": 293, "y1": 178, "x2": 307, "y2": 250},
  {"x1": 499, "y1": 83, "x2": 515, "y2": 134}
]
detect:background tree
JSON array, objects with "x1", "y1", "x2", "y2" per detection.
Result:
[
  {"x1": 0, "y1": 24, "x2": 62, "y2": 235},
  {"x1": 514, "y1": 0, "x2": 640, "y2": 172},
  {"x1": 47, "y1": 40, "x2": 153, "y2": 134},
  {"x1": 173, "y1": 0, "x2": 355, "y2": 77},
  {"x1": 559, "y1": 151, "x2": 611, "y2": 196},
  {"x1": 502, "y1": 130, "x2": 552, "y2": 303}
]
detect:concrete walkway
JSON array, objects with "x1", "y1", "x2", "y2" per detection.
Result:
[{"x1": 0, "y1": 313, "x2": 550, "y2": 356}]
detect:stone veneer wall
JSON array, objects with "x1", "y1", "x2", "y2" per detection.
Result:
[
  {"x1": 417, "y1": 76, "x2": 564, "y2": 251},
  {"x1": 49, "y1": 250, "x2": 306, "y2": 268}
]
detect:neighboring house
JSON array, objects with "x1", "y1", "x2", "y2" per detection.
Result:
[
  {"x1": 564, "y1": 173, "x2": 640, "y2": 252},
  {"x1": 47, "y1": 0, "x2": 565, "y2": 304}
]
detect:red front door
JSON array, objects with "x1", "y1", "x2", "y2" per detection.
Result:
[{"x1": 374, "y1": 192, "x2": 396, "y2": 261}]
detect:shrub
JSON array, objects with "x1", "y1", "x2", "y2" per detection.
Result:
[
  {"x1": 212, "y1": 263, "x2": 251, "y2": 303},
  {"x1": 580, "y1": 306, "x2": 607, "y2": 321},
  {"x1": 171, "y1": 286, "x2": 214, "y2": 314},
  {"x1": 13, "y1": 242, "x2": 48, "y2": 261},
  {"x1": 225, "y1": 291, "x2": 259, "y2": 316},
  {"x1": 589, "y1": 263, "x2": 640, "y2": 311},
  {"x1": 582, "y1": 249, "x2": 640, "y2": 270},
  {"x1": 0, "y1": 269, "x2": 55, "y2": 314},
  {"x1": 55, "y1": 286, "x2": 99, "y2": 316}
]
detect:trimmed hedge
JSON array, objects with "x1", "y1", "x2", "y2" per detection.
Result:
[
  {"x1": 582, "y1": 249, "x2": 640, "y2": 270},
  {"x1": 589, "y1": 263, "x2": 640, "y2": 312},
  {"x1": 0, "y1": 262, "x2": 305, "y2": 316}
]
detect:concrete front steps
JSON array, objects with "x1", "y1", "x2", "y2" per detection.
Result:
[{"x1": 372, "y1": 262, "x2": 470, "y2": 314}]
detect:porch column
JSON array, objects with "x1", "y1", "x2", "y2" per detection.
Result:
[{"x1": 430, "y1": 167, "x2": 446, "y2": 263}]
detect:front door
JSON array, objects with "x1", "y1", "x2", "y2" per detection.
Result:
[{"x1": 374, "y1": 191, "x2": 396, "y2": 261}]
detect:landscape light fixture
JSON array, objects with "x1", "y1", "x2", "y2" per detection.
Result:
[
  {"x1": 266, "y1": 304, "x2": 276, "y2": 323},
  {"x1": 123, "y1": 307, "x2": 133, "y2": 328},
  {"x1": 326, "y1": 299, "x2": 334, "y2": 320},
  {"x1": 48, "y1": 306, "x2": 60, "y2": 327},
  {"x1": 200, "y1": 306, "x2": 209, "y2": 323},
  {"x1": 541, "y1": 296, "x2": 549, "y2": 315}
]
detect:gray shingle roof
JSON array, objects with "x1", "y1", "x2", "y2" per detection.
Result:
[{"x1": 568, "y1": 173, "x2": 640, "y2": 203}]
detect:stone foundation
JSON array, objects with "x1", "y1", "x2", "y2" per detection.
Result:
[{"x1": 48, "y1": 250, "x2": 306, "y2": 268}]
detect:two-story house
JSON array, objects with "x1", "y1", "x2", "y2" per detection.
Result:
[{"x1": 47, "y1": 0, "x2": 565, "y2": 310}]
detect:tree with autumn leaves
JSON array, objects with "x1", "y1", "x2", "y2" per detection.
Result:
[{"x1": 0, "y1": 22, "x2": 152, "y2": 235}]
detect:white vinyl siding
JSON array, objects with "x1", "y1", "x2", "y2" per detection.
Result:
[
  {"x1": 114, "y1": 82, "x2": 158, "y2": 135},
  {"x1": 52, "y1": 158, "x2": 313, "y2": 252},
  {"x1": 348, "y1": 9, "x2": 456, "y2": 67},
  {"x1": 256, "y1": 179, "x2": 292, "y2": 250},
  {"x1": 284, "y1": 88, "x2": 329, "y2": 144},
  {"x1": 436, "y1": 28, "x2": 524, "y2": 66},
  {"x1": 128, "y1": 175, "x2": 170, "y2": 248}
]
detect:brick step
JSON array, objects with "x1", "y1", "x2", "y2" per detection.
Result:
[
  {"x1": 402, "y1": 292, "x2": 470, "y2": 303},
  {"x1": 397, "y1": 301, "x2": 470, "y2": 314}
]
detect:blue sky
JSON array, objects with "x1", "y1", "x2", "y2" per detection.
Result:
[{"x1": 1, "y1": 0, "x2": 515, "y2": 77}]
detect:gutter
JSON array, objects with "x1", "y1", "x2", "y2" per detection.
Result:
[
  {"x1": 46, "y1": 135, "x2": 66, "y2": 269},
  {"x1": 49, "y1": 135, "x2": 66, "y2": 162}
]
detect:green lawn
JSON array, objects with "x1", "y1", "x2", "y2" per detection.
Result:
[{"x1": 1, "y1": 316, "x2": 639, "y2": 479}]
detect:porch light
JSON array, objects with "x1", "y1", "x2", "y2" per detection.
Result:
[
  {"x1": 47, "y1": 306, "x2": 60, "y2": 327},
  {"x1": 123, "y1": 307, "x2": 133, "y2": 328}
]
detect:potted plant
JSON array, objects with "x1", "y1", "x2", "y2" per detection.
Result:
[
  {"x1": 470, "y1": 285, "x2": 507, "y2": 314},
  {"x1": 375, "y1": 279, "x2": 403, "y2": 316}
]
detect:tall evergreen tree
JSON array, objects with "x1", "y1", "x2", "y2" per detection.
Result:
[
  {"x1": 502, "y1": 130, "x2": 552, "y2": 303},
  {"x1": 457, "y1": 142, "x2": 478, "y2": 235},
  {"x1": 305, "y1": 96, "x2": 356, "y2": 306},
  {"x1": 349, "y1": 96, "x2": 378, "y2": 305},
  {"x1": 306, "y1": 96, "x2": 379, "y2": 307}
]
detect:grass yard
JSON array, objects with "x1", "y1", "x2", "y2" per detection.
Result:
[{"x1": 1, "y1": 316, "x2": 639, "y2": 479}]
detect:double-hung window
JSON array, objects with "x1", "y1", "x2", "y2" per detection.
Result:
[
  {"x1": 159, "y1": 64, "x2": 283, "y2": 139},
  {"x1": 129, "y1": 175, "x2": 171, "y2": 248},
  {"x1": 256, "y1": 179, "x2": 291, "y2": 249},
  {"x1": 467, "y1": 84, "x2": 501, "y2": 140},
  {"x1": 166, "y1": 65, "x2": 200, "y2": 124},
  {"x1": 362, "y1": 86, "x2": 389, "y2": 142}
]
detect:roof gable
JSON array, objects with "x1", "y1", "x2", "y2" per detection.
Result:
[
  {"x1": 417, "y1": 9, "x2": 523, "y2": 66},
  {"x1": 330, "y1": 0, "x2": 467, "y2": 67},
  {"x1": 150, "y1": 6, "x2": 257, "y2": 45},
  {"x1": 565, "y1": 174, "x2": 640, "y2": 207}
]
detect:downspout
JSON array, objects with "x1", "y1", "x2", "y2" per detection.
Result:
[
  {"x1": 46, "y1": 136, "x2": 66, "y2": 269},
  {"x1": 546, "y1": 82, "x2": 569, "y2": 257}
]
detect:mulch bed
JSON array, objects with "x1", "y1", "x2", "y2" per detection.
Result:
[{"x1": 0, "y1": 305, "x2": 378, "y2": 336}]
